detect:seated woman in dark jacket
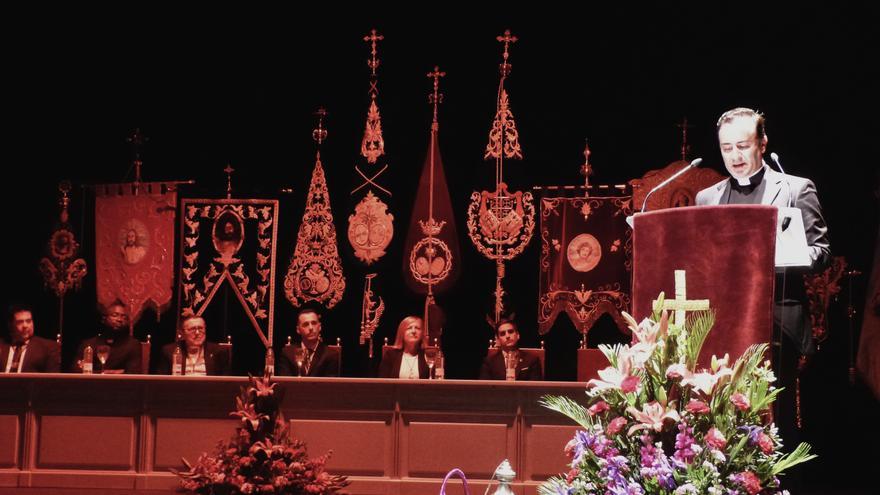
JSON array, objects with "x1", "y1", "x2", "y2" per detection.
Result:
[{"x1": 378, "y1": 316, "x2": 429, "y2": 379}]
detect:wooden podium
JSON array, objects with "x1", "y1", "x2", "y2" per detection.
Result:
[{"x1": 631, "y1": 205, "x2": 777, "y2": 364}]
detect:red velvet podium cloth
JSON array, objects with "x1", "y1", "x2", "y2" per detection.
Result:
[{"x1": 632, "y1": 205, "x2": 777, "y2": 365}]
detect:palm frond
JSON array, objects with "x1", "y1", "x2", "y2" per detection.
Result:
[
  {"x1": 771, "y1": 442, "x2": 818, "y2": 475},
  {"x1": 540, "y1": 395, "x2": 593, "y2": 429},
  {"x1": 685, "y1": 310, "x2": 715, "y2": 367}
]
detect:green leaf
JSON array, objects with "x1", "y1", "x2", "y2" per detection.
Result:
[
  {"x1": 685, "y1": 310, "x2": 715, "y2": 368},
  {"x1": 540, "y1": 395, "x2": 593, "y2": 429},
  {"x1": 771, "y1": 442, "x2": 818, "y2": 475}
]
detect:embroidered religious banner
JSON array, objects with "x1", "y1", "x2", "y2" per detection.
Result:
[
  {"x1": 403, "y1": 67, "x2": 460, "y2": 296},
  {"x1": 40, "y1": 181, "x2": 88, "y2": 301},
  {"x1": 538, "y1": 196, "x2": 633, "y2": 335},
  {"x1": 348, "y1": 29, "x2": 394, "y2": 264},
  {"x1": 95, "y1": 182, "x2": 176, "y2": 325},
  {"x1": 466, "y1": 30, "x2": 535, "y2": 324},
  {"x1": 285, "y1": 151, "x2": 346, "y2": 309},
  {"x1": 179, "y1": 199, "x2": 279, "y2": 347}
]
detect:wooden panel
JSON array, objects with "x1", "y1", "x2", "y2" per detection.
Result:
[
  {"x1": 577, "y1": 349, "x2": 606, "y2": 382},
  {"x1": 0, "y1": 375, "x2": 586, "y2": 492},
  {"x1": 405, "y1": 422, "x2": 510, "y2": 478},
  {"x1": 290, "y1": 419, "x2": 390, "y2": 476},
  {"x1": 522, "y1": 424, "x2": 579, "y2": 480},
  {"x1": 37, "y1": 416, "x2": 135, "y2": 470},
  {"x1": 0, "y1": 414, "x2": 19, "y2": 468},
  {"x1": 153, "y1": 418, "x2": 238, "y2": 470}
]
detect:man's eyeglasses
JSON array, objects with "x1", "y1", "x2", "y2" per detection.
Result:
[{"x1": 183, "y1": 327, "x2": 206, "y2": 334}]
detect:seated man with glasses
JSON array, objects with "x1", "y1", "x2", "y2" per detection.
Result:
[
  {"x1": 479, "y1": 318, "x2": 543, "y2": 381},
  {"x1": 72, "y1": 301, "x2": 142, "y2": 374},
  {"x1": 156, "y1": 315, "x2": 230, "y2": 376}
]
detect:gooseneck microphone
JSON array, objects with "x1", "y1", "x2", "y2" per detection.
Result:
[
  {"x1": 641, "y1": 157, "x2": 702, "y2": 213},
  {"x1": 770, "y1": 152, "x2": 795, "y2": 230},
  {"x1": 770, "y1": 152, "x2": 794, "y2": 209}
]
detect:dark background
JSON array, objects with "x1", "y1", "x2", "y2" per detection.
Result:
[{"x1": 3, "y1": 6, "x2": 878, "y2": 493}]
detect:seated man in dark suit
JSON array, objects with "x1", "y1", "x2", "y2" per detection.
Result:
[
  {"x1": 479, "y1": 318, "x2": 542, "y2": 381},
  {"x1": 72, "y1": 301, "x2": 142, "y2": 374},
  {"x1": 156, "y1": 315, "x2": 229, "y2": 376},
  {"x1": 2, "y1": 304, "x2": 60, "y2": 373},
  {"x1": 277, "y1": 309, "x2": 340, "y2": 377}
]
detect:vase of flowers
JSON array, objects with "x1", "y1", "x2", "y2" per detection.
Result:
[
  {"x1": 541, "y1": 293, "x2": 815, "y2": 495},
  {"x1": 173, "y1": 374, "x2": 349, "y2": 494}
]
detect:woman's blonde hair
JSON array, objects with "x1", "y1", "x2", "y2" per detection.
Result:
[{"x1": 392, "y1": 315, "x2": 425, "y2": 350}]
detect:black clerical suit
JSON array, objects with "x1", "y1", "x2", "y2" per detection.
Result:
[
  {"x1": 696, "y1": 164, "x2": 831, "y2": 355},
  {"x1": 73, "y1": 333, "x2": 143, "y2": 374}
]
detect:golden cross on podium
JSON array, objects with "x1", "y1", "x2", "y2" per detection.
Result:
[{"x1": 652, "y1": 270, "x2": 710, "y2": 328}]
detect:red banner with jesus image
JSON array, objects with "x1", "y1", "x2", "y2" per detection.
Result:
[{"x1": 95, "y1": 183, "x2": 177, "y2": 325}]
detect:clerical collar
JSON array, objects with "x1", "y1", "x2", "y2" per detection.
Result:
[{"x1": 730, "y1": 165, "x2": 766, "y2": 192}]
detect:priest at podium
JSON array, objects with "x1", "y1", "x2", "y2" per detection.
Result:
[{"x1": 696, "y1": 107, "x2": 831, "y2": 357}]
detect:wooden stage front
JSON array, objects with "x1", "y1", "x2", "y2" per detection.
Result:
[{"x1": 0, "y1": 374, "x2": 587, "y2": 494}]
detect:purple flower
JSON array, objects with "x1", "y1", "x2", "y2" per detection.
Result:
[
  {"x1": 673, "y1": 422, "x2": 697, "y2": 466},
  {"x1": 639, "y1": 435, "x2": 676, "y2": 490},
  {"x1": 737, "y1": 425, "x2": 766, "y2": 448}
]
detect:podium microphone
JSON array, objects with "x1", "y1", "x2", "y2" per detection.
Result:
[
  {"x1": 770, "y1": 152, "x2": 794, "y2": 228},
  {"x1": 641, "y1": 157, "x2": 702, "y2": 213}
]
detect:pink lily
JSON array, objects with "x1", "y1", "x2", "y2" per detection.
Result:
[{"x1": 625, "y1": 401, "x2": 681, "y2": 436}]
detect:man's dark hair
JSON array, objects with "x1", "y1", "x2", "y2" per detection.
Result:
[
  {"x1": 100, "y1": 299, "x2": 126, "y2": 316},
  {"x1": 7, "y1": 303, "x2": 33, "y2": 324},
  {"x1": 297, "y1": 308, "x2": 320, "y2": 321},
  {"x1": 717, "y1": 107, "x2": 766, "y2": 140},
  {"x1": 494, "y1": 318, "x2": 518, "y2": 336}
]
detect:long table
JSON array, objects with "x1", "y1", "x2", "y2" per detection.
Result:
[{"x1": 0, "y1": 374, "x2": 587, "y2": 494}]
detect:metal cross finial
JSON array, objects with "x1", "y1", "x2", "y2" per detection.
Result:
[
  {"x1": 497, "y1": 29, "x2": 517, "y2": 76},
  {"x1": 580, "y1": 138, "x2": 593, "y2": 192},
  {"x1": 427, "y1": 65, "x2": 446, "y2": 125},
  {"x1": 224, "y1": 163, "x2": 235, "y2": 199},
  {"x1": 126, "y1": 128, "x2": 148, "y2": 189},
  {"x1": 364, "y1": 29, "x2": 384, "y2": 77},
  {"x1": 313, "y1": 107, "x2": 328, "y2": 145},
  {"x1": 58, "y1": 180, "x2": 72, "y2": 224},
  {"x1": 676, "y1": 117, "x2": 693, "y2": 162}
]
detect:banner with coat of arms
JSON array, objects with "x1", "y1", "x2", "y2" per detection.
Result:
[
  {"x1": 95, "y1": 182, "x2": 177, "y2": 325},
  {"x1": 538, "y1": 196, "x2": 633, "y2": 335}
]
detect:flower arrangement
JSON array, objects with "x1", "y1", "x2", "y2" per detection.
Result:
[
  {"x1": 541, "y1": 293, "x2": 815, "y2": 495},
  {"x1": 174, "y1": 374, "x2": 349, "y2": 494}
]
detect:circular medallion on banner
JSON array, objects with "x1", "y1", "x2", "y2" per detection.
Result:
[
  {"x1": 567, "y1": 233, "x2": 602, "y2": 272},
  {"x1": 119, "y1": 219, "x2": 150, "y2": 265},
  {"x1": 409, "y1": 237, "x2": 453, "y2": 285},
  {"x1": 348, "y1": 191, "x2": 394, "y2": 265},
  {"x1": 299, "y1": 262, "x2": 331, "y2": 296}
]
